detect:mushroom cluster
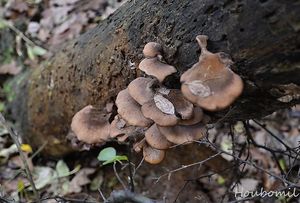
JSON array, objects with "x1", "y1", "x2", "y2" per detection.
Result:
[{"x1": 68, "y1": 35, "x2": 243, "y2": 164}]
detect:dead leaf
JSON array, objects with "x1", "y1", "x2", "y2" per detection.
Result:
[
  {"x1": 154, "y1": 94, "x2": 175, "y2": 115},
  {"x1": 186, "y1": 80, "x2": 211, "y2": 97},
  {"x1": 68, "y1": 168, "x2": 96, "y2": 194},
  {"x1": 0, "y1": 61, "x2": 22, "y2": 75}
]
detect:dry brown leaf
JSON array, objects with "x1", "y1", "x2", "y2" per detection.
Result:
[
  {"x1": 68, "y1": 168, "x2": 96, "y2": 194},
  {"x1": 0, "y1": 61, "x2": 22, "y2": 75},
  {"x1": 154, "y1": 94, "x2": 175, "y2": 115}
]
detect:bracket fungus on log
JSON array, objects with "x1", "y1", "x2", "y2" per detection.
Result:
[
  {"x1": 145, "y1": 124, "x2": 172, "y2": 150},
  {"x1": 143, "y1": 144, "x2": 166, "y2": 165},
  {"x1": 67, "y1": 36, "x2": 242, "y2": 165},
  {"x1": 128, "y1": 77, "x2": 156, "y2": 105},
  {"x1": 139, "y1": 42, "x2": 177, "y2": 82},
  {"x1": 157, "y1": 123, "x2": 207, "y2": 145},
  {"x1": 143, "y1": 42, "x2": 163, "y2": 58},
  {"x1": 115, "y1": 89, "x2": 153, "y2": 127},
  {"x1": 180, "y1": 35, "x2": 244, "y2": 111},
  {"x1": 70, "y1": 105, "x2": 111, "y2": 144}
]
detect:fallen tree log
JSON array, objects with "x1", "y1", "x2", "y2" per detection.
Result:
[{"x1": 11, "y1": 0, "x2": 300, "y2": 156}]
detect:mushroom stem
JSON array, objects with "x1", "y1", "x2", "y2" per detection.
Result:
[{"x1": 196, "y1": 35, "x2": 208, "y2": 52}]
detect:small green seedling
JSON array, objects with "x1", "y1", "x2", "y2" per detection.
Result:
[{"x1": 97, "y1": 147, "x2": 128, "y2": 165}]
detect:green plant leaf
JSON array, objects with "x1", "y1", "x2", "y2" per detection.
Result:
[
  {"x1": 217, "y1": 176, "x2": 226, "y2": 185},
  {"x1": 32, "y1": 46, "x2": 47, "y2": 56},
  {"x1": 56, "y1": 160, "x2": 70, "y2": 177},
  {"x1": 0, "y1": 18, "x2": 7, "y2": 29},
  {"x1": 114, "y1": 155, "x2": 128, "y2": 162},
  {"x1": 98, "y1": 147, "x2": 116, "y2": 162},
  {"x1": 17, "y1": 180, "x2": 25, "y2": 192},
  {"x1": 0, "y1": 102, "x2": 5, "y2": 112},
  {"x1": 279, "y1": 159, "x2": 286, "y2": 172},
  {"x1": 26, "y1": 45, "x2": 35, "y2": 60}
]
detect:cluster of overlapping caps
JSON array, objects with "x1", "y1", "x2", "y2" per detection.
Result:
[{"x1": 69, "y1": 35, "x2": 244, "y2": 164}]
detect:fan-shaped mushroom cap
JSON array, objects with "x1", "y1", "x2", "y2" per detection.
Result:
[
  {"x1": 145, "y1": 124, "x2": 172, "y2": 150},
  {"x1": 139, "y1": 58, "x2": 177, "y2": 82},
  {"x1": 180, "y1": 35, "x2": 243, "y2": 111},
  {"x1": 128, "y1": 77, "x2": 157, "y2": 105},
  {"x1": 179, "y1": 107, "x2": 203, "y2": 126},
  {"x1": 143, "y1": 144, "x2": 166, "y2": 164},
  {"x1": 115, "y1": 89, "x2": 153, "y2": 127},
  {"x1": 143, "y1": 42, "x2": 163, "y2": 58},
  {"x1": 141, "y1": 97, "x2": 179, "y2": 127},
  {"x1": 71, "y1": 105, "x2": 111, "y2": 144},
  {"x1": 157, "y1": 123, "x2": 207, "y2": 145},
  {"x1": 164, "y1": 90, "x2": 194, "y2": 120}
]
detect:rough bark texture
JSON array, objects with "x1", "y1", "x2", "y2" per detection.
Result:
[{"x1": 11, "y1": 0, "x2": 300, "y2": 156}]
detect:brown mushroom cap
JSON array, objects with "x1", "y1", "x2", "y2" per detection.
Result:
[
  {"x1": 164, "y1": 90, "x2": 194, "y2": 120},
  {"x1": 115, "y1": 89, "x2": 153, "y2": 127},
  {"x1": 157, "y1": 123, "x2": 207, "y2": 145},
  {"x1": 145, "y1": 124, "x2": 172, "y2": 150},
  {"x1": 180, "y1": 35, "x2": 243, "y2": 111},
  {"x1": 138, "y1": 58, "x2": 177, "y2": 82},
  {"x1": 141, "y1": 98, "x2": 179, "y2": 127},
  {"x1": 71, "y1": 105, "x2": 111, "y2": 144},
  {"x1": 143, "y1": 144, "x2": 166, "y2": 164},
  {"x1": 178, "y1": 107, "x2": 203, "y2": 126},
  {"x1": 143, "y1": 42, "x2": 163, "y2": 58},
  {"x1": 128, "y1": 77, "x2": 157, "y2": 105}
]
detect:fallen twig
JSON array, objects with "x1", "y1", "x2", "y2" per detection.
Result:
[
  {"x1": 0, "y1": 113, "x2": 40, "y2": 202},
  {"x1": 105, "y1": 190, "x2": 162, "y2": 203}
]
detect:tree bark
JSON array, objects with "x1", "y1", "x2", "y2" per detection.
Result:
[{"x1": 11, "y1": 0, "x2": 300, "y2": 156}]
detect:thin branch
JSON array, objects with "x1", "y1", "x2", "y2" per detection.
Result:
[
  {"x1": 98, "y1": 188, "x2": 107, "y2": 201},
  {"x1": 113, "y1": 162, "x2": 128, "y2": 190},
  {"x1": 173, "y1": 181, "x2": 189, "y2": 203},
  {"x1": 203, "y1": 140, "x2": 300, "y2": 188},
  {"x1": 2, "y1": 20, "x2": 40, "y2": 47},
  {"x1": 154, "y1": 152, "x2": 222, "y2": 183},
  {"x1": 38, "y1": 196, "x2": 98, "y2": 203},
  {"x1": 30, "y1": 141, "x2": 48, "y2": 160},
  {"x1": 105, "y1": 190, "x2": 162, "y2": 203},
  {"x1": 127, "y1": 144, "x2": 135, "y2": 192},
  {"x1": 244, "y1": 121, "x2": 286, "y2": 176},
  {"x1": 133, "y1": 157, "x2": 144, "y2": 177},
  {"x1": 0, "y1": 113, "x2": 40, "y2": 202},
  {"x1": 252, "y1": 119, "x2": 293, "y2": 152}
]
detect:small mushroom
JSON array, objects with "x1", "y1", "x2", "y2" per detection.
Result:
[
  {"x1": 143, "y1": 42, "x2": 163, "y2": 58},
  {"x1": 71, "y1": 105, "x2": 111, "y2": 144},
  {"x1": 157, "y1": 123, "x2": 207, "y2": 145},
  {"x1": 115, "y1": 89, "x2": 153, "y2": 127},
  {"x1": 178, "y1": 107, "x2": 204, "y2": 126},
  {"x1": 139, "y1": 58, "x2": 177, "y2": 82},
  {"x1": 145, "y1": 124, "x2": 172, "y2": 150},
  {"x1": 180, "y1": 35, "x2": 243, "y2": 111},
  {"x1": 143, "y1": 144, "x2": 166, "y2": 164},
  {"x1": 128, "y1": 77, "x2": 157, "y2": 105},
  {"x1": 141, "y1": 97, "x2": 179, "y2": 127}
]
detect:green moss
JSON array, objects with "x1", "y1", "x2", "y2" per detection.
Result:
[{"x1": 3, "y1": 80, "x2": 16, "y2": 102}]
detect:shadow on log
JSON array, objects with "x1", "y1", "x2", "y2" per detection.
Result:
[{"x1": 11, "y1": 0, "x2": 300, "y2": 156}]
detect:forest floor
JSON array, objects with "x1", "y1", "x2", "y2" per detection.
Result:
[{"x1": 0, "y1": 0, "x2": 300, "y2": 202}]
